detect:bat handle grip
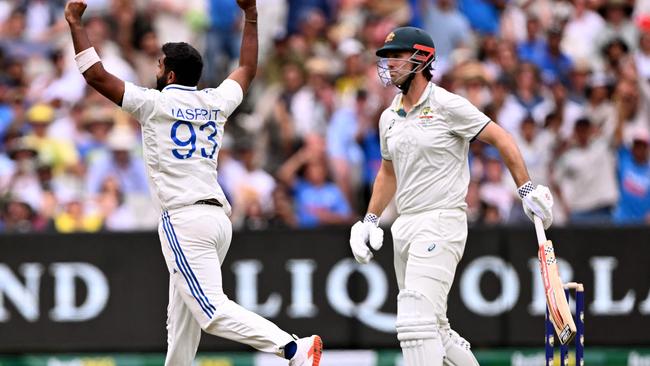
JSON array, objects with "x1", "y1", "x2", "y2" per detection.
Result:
[{"x1": 534, "y1": 215, "x2": 547, "y2": 244}]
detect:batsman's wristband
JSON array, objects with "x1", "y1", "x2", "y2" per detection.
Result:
[
  {"x1": 363, "y1": 213, "x2": 379, "y2": 226},
  {"x1": 75, "y1": 47, "x2": 101, "y2": 74},
  {"x1": 517, "y1": 181, "x2": 534, "y2": 199}
]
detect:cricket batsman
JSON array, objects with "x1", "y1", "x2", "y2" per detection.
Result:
[
  {"x1": 64, "y1": 1, "x2": 322, "y2": 365},
  {"x1": 348, "y1": 26, "x2": 554, "y2": 366}
]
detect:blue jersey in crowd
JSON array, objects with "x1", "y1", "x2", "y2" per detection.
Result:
[
  {"x1": 613, "y1": 147, "x2": 650, "y2": 224},
  {"x1": 294, "y1": 179, "x2": 351, "y2": 228}
]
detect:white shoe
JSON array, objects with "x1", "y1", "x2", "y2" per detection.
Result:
[{"x1": 288, "y1": 335, "x2": 323, "y2": 366}]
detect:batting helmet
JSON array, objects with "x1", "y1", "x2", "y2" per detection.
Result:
[{"x1": 375, "y1": 27, "x2": 436, "y2": 91}]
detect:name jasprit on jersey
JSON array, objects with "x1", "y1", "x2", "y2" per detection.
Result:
[{"x1": 171, "y1": 108, "x2": 221, "y2": 121}]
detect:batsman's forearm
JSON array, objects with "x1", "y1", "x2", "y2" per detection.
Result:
[
  {"x1": 496, "y1": 134, "x2": 531, "y2": 187},
  {"x1": 366, "y1": 163, "x2": 396, "y2": 217},
  {"x1": 238, "y1": 7, "x2": 258, "y2": 79}
]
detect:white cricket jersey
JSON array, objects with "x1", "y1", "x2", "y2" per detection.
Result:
[
  {"x1": 121, "y1": 80, "x2": 243, "y2": 214},
  {"x1": 379, "y1": 82, "x2": 490, "y2": 215}
]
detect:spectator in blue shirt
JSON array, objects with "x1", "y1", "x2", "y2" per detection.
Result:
[
  {"x1": 457, "y1": 0, "x2": 502, "y2": 35},
  {"x1": 517, "y1": 15, "x2": 546, "y2": 67},
  {"x1": 278, "y1": 145, "x2": 353, "y2": 228},
  {"x1": 327, "y1": 90, "x2": 366, "y2": 209},
  {"x1": 536, "y1": 26, "x2": 573, "y2": 86},
  {"x1": 613, "y1": 128, "x2": 650, "y2": 224}
]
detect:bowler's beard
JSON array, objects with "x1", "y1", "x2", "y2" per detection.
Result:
[{"x1": 156, "y1": 74, "x2": 167, "y2": 91}]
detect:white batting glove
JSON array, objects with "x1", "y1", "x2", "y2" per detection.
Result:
[
  {"x1": 349, "y1": 213, "x2": 384, "y2": 264},
  {"x1": 518, "y1": 181, "x2": 554, "y2": 229}
]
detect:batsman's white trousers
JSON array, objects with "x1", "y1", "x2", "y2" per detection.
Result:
[
  {"x1": 158, "y1": 204, "x2": 294, "y2": 366},
  {"x1": 391, "y1": 208, "x2": 474, "y2": 363}
]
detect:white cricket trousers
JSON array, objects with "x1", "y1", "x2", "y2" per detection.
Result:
[
  {"x1": 158, "y1": 204, "x2": 294, "y2": 366},
  {"x1": 391, "y1": 208, "x2": 468, "y2": 344}
]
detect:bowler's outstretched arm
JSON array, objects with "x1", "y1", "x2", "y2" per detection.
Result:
[
  {"x1": 227, "y1": 0, "x2": 258, "y2": 94},
  {"x1": 65, "y1": 1, "x2": 125, "y2": 105}
]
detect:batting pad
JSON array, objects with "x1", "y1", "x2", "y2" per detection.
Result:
[{"x1": 396, "y1": 290, "x2": 445, "y2": 366}]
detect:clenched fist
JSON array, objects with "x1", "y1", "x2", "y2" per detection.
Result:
[{"x1": 65, "y1": 0, "x2": 88, "y2": 25}]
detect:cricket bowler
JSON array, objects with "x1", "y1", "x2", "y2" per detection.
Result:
[
  {"x1": 64, "y1": 1, "x2": 322, "y2": 365},
  {"x1": 348, "y1": 26, "x2": 554, "y2": 366}
]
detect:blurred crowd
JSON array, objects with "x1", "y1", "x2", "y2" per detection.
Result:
[{"x1": 0, "y1": 0, "x2": 650, "y2": 233}]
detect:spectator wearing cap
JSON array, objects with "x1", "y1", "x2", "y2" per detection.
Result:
[
  {"x1": 596, "y1": 0, "x2": 638, "y2": 55},
  {"x1": 77, "y1": 104, "x2": 114, "y2": 165},
  {"x1": 23, "y1": 103, "x2": 79, "y2": 176},
  {"x1": 3, "y1": 136, "x2": 43, "y2": 212},
  {"x1": 613, "y1": 107, "x2": 650, "y2": 224},
  {"x1": 554, "y1": 118, "x2": 619, "y2": 224},
  {"x1": 420, "y1": 0, "x2": 472, "y2": 68},
  {"x1": 86, "y1": 126, "x2": 148, "y2": 196},
  {"x1": 454, "y1": 61, "x2": 492, "y2": 109}
]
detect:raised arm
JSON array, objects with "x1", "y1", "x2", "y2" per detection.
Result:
[
  {"x1": 227, "y1": 0, "x2": 258, "y2": 94},
  {"x1": 65, "y1": 1, "x2": 125, "y2": 105}
]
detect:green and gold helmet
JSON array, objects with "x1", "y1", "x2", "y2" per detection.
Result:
[
  {"x1": 376, "y1": 27, "x2": 436, "y2": 91},
  {"x1": 376, "y1": 26, "x2": 436, "y2": 60}
]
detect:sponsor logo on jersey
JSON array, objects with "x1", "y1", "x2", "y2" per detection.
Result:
[{"x1": 419, "y1": 106, "x2": 433, "y2": 120}]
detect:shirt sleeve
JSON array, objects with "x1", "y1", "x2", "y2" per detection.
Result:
[
  {"x1": 206, "y1": 79, "x2": 244, "y2": 117},
  {"x1": 443, "y1": 91, "x2": 491, "y2": 141},
  {"x1": 121, "y1": 82, "x2": 159, "y2": 124},
  {"x1": 379, "y1": 111, "x2": 392, "y2": 161}
]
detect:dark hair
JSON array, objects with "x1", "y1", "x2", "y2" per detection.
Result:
[
  {"x1": 423, "y1": 66, "x2": 433, "y2": 81},
  {"x1": 162, "y1": 42, "x2": 203, "y2": 86}
]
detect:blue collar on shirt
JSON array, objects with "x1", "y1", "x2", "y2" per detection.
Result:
[{"x1": 162, "y1": 84, "x2": 198, "y2": 92}]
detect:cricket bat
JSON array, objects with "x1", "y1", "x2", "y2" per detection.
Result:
[{"x1": 534, "y1": 215, "x2": 576, "y2": 345}]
